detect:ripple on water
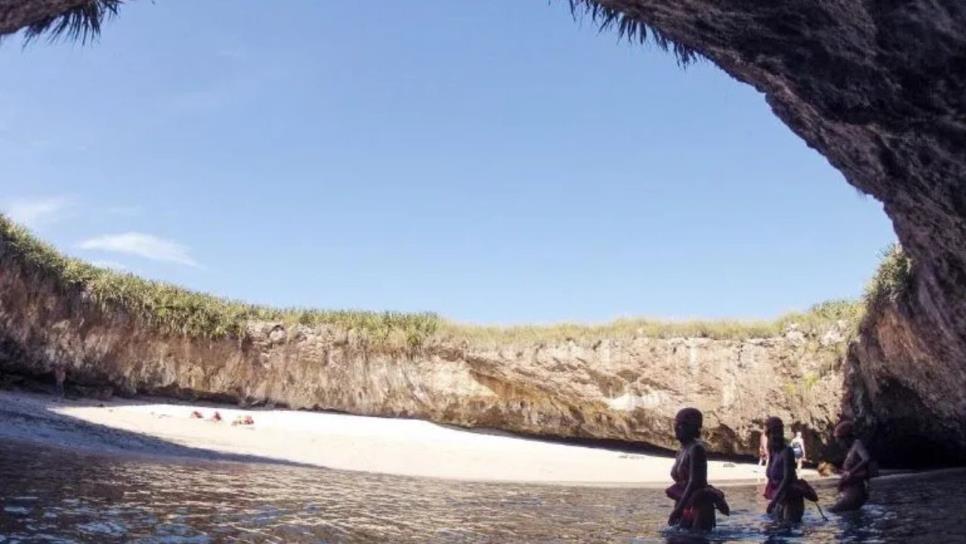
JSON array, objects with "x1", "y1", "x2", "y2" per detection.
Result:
[{"x1": 0, "y1": 442, "x2": 963, "y2": 543}]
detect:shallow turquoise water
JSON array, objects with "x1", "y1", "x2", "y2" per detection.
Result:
[{"x1": 0, "y1": 442, "x2": 963, "y2": 543}]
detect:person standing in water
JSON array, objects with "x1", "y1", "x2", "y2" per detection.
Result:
[
  {"x1": 764, "y1": 416, "x2": 805, "y2": 523},
  {"x1": 667, "y1": 407, "x2": 729, "y2": 531},
  {"x1": 790, "y1": 431, "x2": 807, "y2": 471},
  {"x1": 829, "y1": 420, "x2": 874, "y2": 512},
  {"x1": 53, "y1": 364, "x2": 66, "y2": 399}
]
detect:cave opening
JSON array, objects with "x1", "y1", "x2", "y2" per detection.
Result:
[{"x1": 1, "y1": 1, "x2": 964, "y2": 467}]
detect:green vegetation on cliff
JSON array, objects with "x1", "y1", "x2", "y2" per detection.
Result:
[
  {"x1": 0, "y1": 215, "x2": 439, "y2": 343},
  {"x1": 441, "y1": 298, "x2": 861, "y2": 346},
  {"x1": 0, "y1": 214, "x2": 861, "y2": 346},
  {"x1": 864, "y1": 244, "x2": 913, "y2": 306}
]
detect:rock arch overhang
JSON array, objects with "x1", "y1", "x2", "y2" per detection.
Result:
[{"x1": 1, "y1": 0, "x2": 964, "y2": 465}]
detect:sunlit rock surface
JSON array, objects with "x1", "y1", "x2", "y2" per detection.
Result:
[
  {"x1": 0, "y1": 248, "x2": 846, "y2": 458},
  {"x1": 580, "y1": 0, "x2": 966, "y2": 465},
  {"x1": 1, "y1": 0, "x2": 965, "y2": 465}
]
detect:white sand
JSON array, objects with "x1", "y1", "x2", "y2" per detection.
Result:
[{"x1": 0, "y1": 390, "x2": 816, "y2": 486}]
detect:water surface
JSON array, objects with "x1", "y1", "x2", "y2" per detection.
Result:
[{"x1": 0, "y1": 442, "x2": 963, "y2": 543}]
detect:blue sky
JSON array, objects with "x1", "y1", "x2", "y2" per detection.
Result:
[{"x1": 0, "y1": 1, "x2": 894, "y2": 324}]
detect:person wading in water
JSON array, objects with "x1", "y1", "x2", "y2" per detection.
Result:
[
  {"x1": 764, "y1": 416, "x2": 805, "y2": 523},
  {"x1": 666, "y1": 407, "x2": 729, "y2": 531},
  {"x1": 829, "y1": 420, "x2": 875, "y2": 513}
]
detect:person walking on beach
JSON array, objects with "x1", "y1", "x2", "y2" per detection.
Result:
[
  {"x1": 666, "y1": 408, "x2": 729, "y2": 531},
  {"x1": 790, "y1": 431, "x2": 807, "y2": 471},
  {"x1": 53, "y1": 364, "x2": 66, "y2": 399},
  {"x1": 758, "y1": 431, "x2": 769, "y2": 467},
  {"x1": 763, "y1": 416, "x2": 805, "y2": 523},
  {"x1": 829, "y1": 420, "x2": 875, "y2": 513}
]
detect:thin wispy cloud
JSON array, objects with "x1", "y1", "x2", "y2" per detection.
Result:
[
  {"x1": 89, "y1": 260, "x2": 131, "y2": 272},
  {"x1": 1, "y1": 196, "x2": 71, "y2": 228},
  {"x1": 79, "y1": 233, "x2": 201, "y2": 268}
]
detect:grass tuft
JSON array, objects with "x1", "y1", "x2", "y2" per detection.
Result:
[
  {"x1": 20, "y1": 0, "x2": 122, "y2": 44},
  {"x1": 1, "y1": 214, "x2": 869, "y2": 349},
  {"x1": 863, "y1": 243, "x2": 912, "y2": 307},
  {"x1": 439, "y1": 298, "x2": 862, "y2": 347},
  {"x1": 0, "y1": 214, "x2": 440, "y2": 343},
  {"x1": 566, "y1": 0, "x2": 701, "y2": 66}
]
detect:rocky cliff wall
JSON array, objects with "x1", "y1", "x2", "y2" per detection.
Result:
[
  {"x1": 580, "y1": 1, "x2": 966, "y2": 465},
  {"x1": 2, "y1": 0, "x2": 965, "y2": 466},
  {"x1": 0, "y1": 242, "x2": 847, "y2": 458},
  {"x1": 846, "y1": 285, "x2": 966, "y2": 467},
  {"x1": 573, "y1": 1, "x2": 966, "y2": 384}
]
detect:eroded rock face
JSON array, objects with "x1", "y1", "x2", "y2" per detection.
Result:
[
  {"x1": 586, "y1": 0, "x2": 966, "y2": 464},
  {"x1": 846, "y1": 290, "x2": 966, "y2": 467},
  {"x1": 1, "y1": 1, "x2": 964, "y2": 464},
  {"x1": 0, "y1": 253, "x2": 846, "y2": 458}
]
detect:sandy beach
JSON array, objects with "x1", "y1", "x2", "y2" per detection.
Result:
[{"x1": 0, "y1": 390, "x2": 812, "y2": 486}]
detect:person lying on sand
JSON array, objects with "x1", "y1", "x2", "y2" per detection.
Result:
[
  {"x1": 232, "y1": 415, "x2": 255, "y2": 426},
  {"x1": 666, "y1": 407, "x2": 729, "y2": 531}
]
